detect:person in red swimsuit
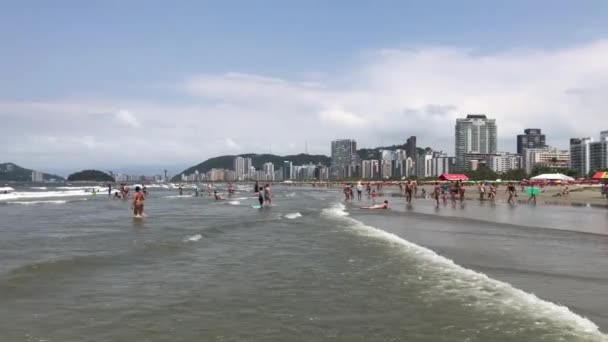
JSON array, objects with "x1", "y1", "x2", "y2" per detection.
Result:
[{"x1": 132, "y1": 186, "x2": 145, "y2": 217}]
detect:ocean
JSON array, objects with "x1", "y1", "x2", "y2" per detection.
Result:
[{"x1": 0, "y1": 185, "x2": 607, "y2": 341}]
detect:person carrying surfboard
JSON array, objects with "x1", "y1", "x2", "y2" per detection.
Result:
[{"x1": 132, "y1": 186, "x2": 145, "y2": 217}]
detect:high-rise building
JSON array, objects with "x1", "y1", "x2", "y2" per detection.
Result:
[
  {"x1": 282, "y1": 161, "x2": 293, "y2": 180},
  {"x1": 431, "y1": 154, "x2": 452, "y2": 177},
  {"x1": 361, "y1": 160, "x2": 372, "y2": 179},
  {"x1": 243, "y1": 158, "x2": 253, "y2": 179},
  {"x1": 233, "y1": 157, "x2": 245, "y2": 181},
  {"x1": 405, "y1": 136, "x2": 417, "y2": 160},
  {"x1": 522, "y1": 147, "x2": 570, "y2": 174},
  {"x1": 455, "y1": 114, "x2": 497, "y2": 172},
  {"x1": 517, "y1": 129, "x2": 546, "y2": 155},
  {"x1": 488, "y1": 153, "x2": 521, "y2": 173},
  {"x1": 331, "y1": 139, "x2": 357, "y2": 179},
  {"x1": 570, "y1": 137, "x2": 593, "y2": 177},
  {"x1": 31, "y1": 171, "x2": 43, "y2": 182},
  {"x1": 263, "y1": 162, "x2": 275, "y2": 181},
  {"x1": 589, "y1": 131, "x2": 608, "y2": 173},
  {"x1": 381, "y1": 160, "x2": 392, "y2": 179}
]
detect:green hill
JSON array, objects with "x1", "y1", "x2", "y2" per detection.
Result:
[
  {"x1": 172, "y1": 153, "x2": 331, "y2": 181},
  {"x1": 0, "y1": 162, "x2": 65, "y2": 182},
  {"x1": 67, "y1": 170, "x2": 115, "y2": 182}
]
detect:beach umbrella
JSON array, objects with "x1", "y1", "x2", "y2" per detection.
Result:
[{"x1": 525, "y1": 186, "x2": 541, "y2": 196}]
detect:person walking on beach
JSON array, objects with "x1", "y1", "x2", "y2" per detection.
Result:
[
  {"x1": 132, "y1": 186, "x2": 145, "y2": 217},
  {"x1": 507, "y1": 182, "x2": 517, "y2": 204},
  {"x1": 527, "y1": 186, "x2": 537, "y2": 205},
  {"x1": 478, "y1": 183, "x2": 485, "y2": 201},
  {"x1": 356, "y1": 182, "x2": 363, "y2": 200},
  {"x1": 458, "y1": 181, "x2": 466, "y2": 202},
  {"x1": 489, "y1": 183, "x2": 497, "y2": 202},
  {"x1": 432, "y1": 181, "x2": 441, "y2": 206},
  {"x1": 405, "y1": 180, "x2": 413, "y2": 204},
  {"x1": 264, "y1": 184, "x2": 272, "y2": 206}
]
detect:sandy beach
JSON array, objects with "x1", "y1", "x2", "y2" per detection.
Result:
[{"x1": 413, "y1": 184, "x2": 608, "y2": 207}]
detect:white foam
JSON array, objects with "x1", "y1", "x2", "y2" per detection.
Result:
[
  {"x1": 321, "y1": 202, "x2": 606, "y2": 338},
  {"x1": 0, "y1": 189, "x2": 98, "y2": 201},
  {"x1": 8, "y1": 200, "x2": 67, "y2": 205},
  {"x1": 29, "y1": 186, "x2": 48, "y2": 190},
  {"x1": 284, "y1": 212, "x2": 302, "y2": 219},
  {"x1": 184, "y1": 234, "x2": 202, "y2": 242},
  {"x1": 163, "y1": 195, "x2": 193, "y2": 198},
  {"x1": 228, "y1": 201, "x2": 240, "y2": 205}
]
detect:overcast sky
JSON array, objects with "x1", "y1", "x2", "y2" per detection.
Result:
[{"x1": 2, "y1": 1, "x2": 608, "y2": 175}]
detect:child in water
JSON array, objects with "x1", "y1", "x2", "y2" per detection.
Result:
[{"x1": 132, "y1": 186, "x2": 145, "y2": 217}]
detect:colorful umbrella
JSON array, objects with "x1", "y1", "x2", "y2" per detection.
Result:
[{"x1": 526, "y1": 186, "x2": 541, "y2": 195}]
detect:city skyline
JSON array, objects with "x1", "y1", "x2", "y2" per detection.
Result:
[{"x1": 2, "y1": 2, "x2": 608, "y2": 173}]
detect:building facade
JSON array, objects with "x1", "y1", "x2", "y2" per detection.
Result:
[
  {"x1": 455, "y1": 114, "x2": 497, "y2": 172},
  {"x1": 522, "y1": 147, "x2": 570, "y2": 174},
  {"x1": 589, "y1": 131, "x2": 608, "y2": 173},
  {"x1": 488, "y1": 153, "x2": 521, "y2": 173},
  {"x1": 330, "y1": 139, "x2": 357, "y2": 179},
  {"x1": 570, "y1": 138, "x2": 593, "y2": 177},
  {"x1": 233, "y1": 157, "x2": 245, "y2": 181},
  {"x1": 517, "y1": 129, "x2": 546, "y2": 155}
]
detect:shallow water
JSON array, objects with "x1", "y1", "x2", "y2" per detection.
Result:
[{"x1": 0, "y1": 186, "x2": 607, "y2": 341}]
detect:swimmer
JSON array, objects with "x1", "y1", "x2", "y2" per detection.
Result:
[
  {"x1": 214, "y1": 190, "x2": 223, "y2": 201},
  {"x1": 132, "y1": 186, "x2": 145, "y2": 217},
  {"x1": 258, "y1": 189, "x2": 264, "y2": 207},
  {"x1": 361, "y1": 200, "x2": 389, "y2": 210},
  {"x1": 263, "y1": 184, "x2": 272, "y2": 205}
]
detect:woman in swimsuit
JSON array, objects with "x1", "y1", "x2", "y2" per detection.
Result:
[
  {"x1": 507, "y1": 182, "x2": 517, "y2": 204},
  {"x1": 132, "y1": 186, "x2": 145, "y2": 217}
]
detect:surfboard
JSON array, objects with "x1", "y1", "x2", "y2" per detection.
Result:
[{"x1": 251, "y1": 205, "x2": 262, "y2": 209}]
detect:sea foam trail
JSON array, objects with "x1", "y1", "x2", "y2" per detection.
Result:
[
  {"x1": 0, "y1": 190, "x2": 97, "y2": 201},
  {"x1": 8, "y1": 200, "x2": 67, "y2": 205},
  {"x1": 321, "y1": 203, "x2": 607, "y2": 340},
  {"x1": 184, "y1": 234, "x2": 202, "y2": 242},
  {"x1": 284, "y1": 212, "x2": 302, "y2": 219}
]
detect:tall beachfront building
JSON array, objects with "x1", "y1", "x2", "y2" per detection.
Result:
[
  {"x1": 233, "y1": 157, "x2": 245, "y2": 181},
  {"x1": 330, "y1": 139, "x2": 357, "y2": 179},
  {"x1": 517, "y1": 129, "x2": 546, "y2": 155},
  {"x1": 570, "y1": 137, "x2": 593, "y2": 177},
  {"x1": 454, "y1": 114, "x2": 497, "y2": 172},
  {"x1": 589, "y1": 131, "x2": 608, "y2": 173}
]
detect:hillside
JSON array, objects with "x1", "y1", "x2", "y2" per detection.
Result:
[
  {"x1": 172, "y1": 153, "x2": 331, "y2": 181},
  {"x1": 0, "y1": 162, "x2": 65, "y2": 182},
  {"x1": 67, "y1": 170, "x2": 115, "y2": 182}
]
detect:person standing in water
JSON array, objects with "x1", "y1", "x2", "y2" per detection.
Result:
[
  {"x1": 132, "y1": 186, "x2": 145, "y2": 217},
  {"x1": 178, "y1": 185, "x2": 183, "y2": 196},
  {"x1": 507, "y1": 182, "x2": 517, "y2": 204},
  {"x1": 356, "y1": 182, "x2": 363, "y2": 201},
  {"x1": 432, "y1": 181, "x2": 441, "y2": 206},
  {"x1": 108, "y1": 184, "x2": 112, "y2": 196},
  {"x1": 264, "y1": 184, "x2": 272, "y2": 206},
  {"x1": 404, "y1": 180, "x2": 413, "y2": 204},
  {"x1": 254, "y1": 181, "x2": 259, "y2": 194},
  {"x1": 258, "y1": 188, "x2": 265, "y2": 207}
]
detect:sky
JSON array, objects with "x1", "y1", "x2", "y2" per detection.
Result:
[{"x1": 2, "y1": 0, "x2": 608, "y2": 175}]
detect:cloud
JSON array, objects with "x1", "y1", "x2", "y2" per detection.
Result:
[
  {"x1": 319, "y1": 108, "x2": 368, "y2": 128},
  {"x1": 114, "y1": 110, "x2": 140, "y2": 127},
  {"x1": 224, "y1": 138, "x2": 241, "y2": 150},
  {"x1": 2, "y1": 40, "x2": 608, "y2": 170}
]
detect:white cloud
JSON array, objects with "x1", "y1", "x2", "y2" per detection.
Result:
[
  {"x1": 115, "y1": 109, "x2": 140, "y2": 127},
  {"x1": 3, "y1": 40, "x2": 608, "y2": 170},
  {"x1": 224, "y1": 138, "x2": 241, "y2": 150},
  {"x1": 319, "y1": 108, "x2": 368, "y2": 128}
]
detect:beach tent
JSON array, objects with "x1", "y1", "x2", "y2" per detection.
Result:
[
  {"x1": 438, "y1": 173, "x2": 469, "y2": 181},
  {"x1": 592, "y1": 171, "x2": 608, "y2": 179},
  {"x1": 530, "y1": 173, "x2": 575, "y2": 181}
]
